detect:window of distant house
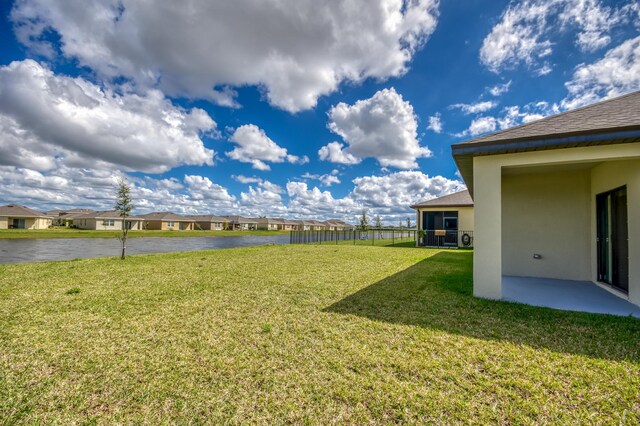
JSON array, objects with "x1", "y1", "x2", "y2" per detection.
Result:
[
  {"x1": 102, "y1": 219, "x2": 115, "y2": 226},
  {"x1": 167, "y1": 221, "x2": 174, "y2": 227}
]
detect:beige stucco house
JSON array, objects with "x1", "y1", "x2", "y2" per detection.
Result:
[
  {"x1": 223, "y1": 216, "x2": 258, "y2": 230},
  {"x1": 411, "y1": 190, "x2": 474, "y2": 247},
  {"x1": 255, "y1": 217, "x2": 282, "y2": 231},
  {"x1": 188, "y1": 215, "x2": 226, "y2": 230},
  {"x1": 452, "y1": 90, "x2": 640, "y2": 311},
  {"x1": 292, "y1": 220, "x2": 312, "y2": 231},
  {"x1": 138, "y1": 212, "x2": 195, "y2": 230},
  {"x1": 46, "y1": 209, "x2": 95, "y2": 226},
  {"x1": 0, "y1": 205, "x2": 53, "y2": 229},
  {"x1": 74, "y1": 211, "x2": 144, "y2": 230},
  {"x1": 279, "y1": 219, "x2": 299, "y2": 231}
]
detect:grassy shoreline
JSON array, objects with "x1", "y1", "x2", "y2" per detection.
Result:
[
  {"x1": 0, "y1": 228, "x2": 289, "y2": 239},
  {"x1": 1, "y1": 245, "x2": 638, "y2": 423}
]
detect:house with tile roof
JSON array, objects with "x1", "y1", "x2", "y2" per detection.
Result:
[
  {"x1": 452, "y1": 90, "x2": 640, "y2": 313},
  {"x1": 0, "y1": 204, "x2": 53, "y2": 229}
]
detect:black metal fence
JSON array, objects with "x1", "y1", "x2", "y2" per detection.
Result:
[
  {"x1": 289, "y1": 229, "x2": 416, "y2": 247},
  {"x1": 289, "y1": 229, "x2": 474, "y2": 248}
]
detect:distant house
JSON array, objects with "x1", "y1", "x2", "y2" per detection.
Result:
[
  {"x1": 0, "y1": 205, "x2": 53, "y2": 229},
  {"x1": 323, "y1": 220, "x2": 353, "y2": 231},
  {"x1": 46, "y1": 208, "x2": 96, "y2": 226},
  {"x1": 74, "y1": 211, "x2": 144, "y2": 230},
  {"x1": 223, "y1": 216, "x2": 258, "y2": 230},
  {"x1": 323, "y1": 221, "x2": 337, "y2": 231},
  {"x1": 279, "y1": 219, "x2": 298, "y2": 231},
  {"x1": 188, "y1": 215, "x2": 226, "y2": 231},
  {"x1": 138, "y1": 212, "x2": 195, "y2": 230},
  {"x1": 255, "y1": 217, "x2": 281, "y2": 231},
  {"x1": 292, "y1": 220, "x2": 312, "y2": 231},
  {"x1": 309, "y1": 220, "x2": 327, "y2": 231},
  {"x1": 254, "y1": 217, "x2": 298, "y2": 231},
  {"x1": 410, "y1": 190, "x2": 474, "y2": 247}
]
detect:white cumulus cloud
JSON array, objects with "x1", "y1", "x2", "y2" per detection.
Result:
[
  {"x1": 480, "y1": 0, "x2": 635, "y2": 74},
  {"x1": 455, "y1": 101, "x2": 559, "y2": 137},
  {"x1": 562, "y1": 36, "x2": 640, "y2": 109},
  {"x1": 11, "y1": 0, "x2": 439, "y2": 112},
  {"x1": 301, "y1": 170, "x2": 341, "y2": 187},
  {"x1": 0, "y1": 60, "x2": 216, "y2": 174},
  {"x1": 324, "y1": 88, "x2": 431, "y2": 169},
  {"x1": 227, "y1": 124, "x2": 308, "y2": 171},
  {"x1": 318, "y1": 142, "x2": 361, "y2": 165},
  {"x1": 427, "y1": 113, "x2": 443, "y2": 133},
  {"x1": 449, "y1": 100, "x2": 498, "y2": 114},
  {"x1": 487, "y1": 81, "x2": 512, "y2": 96}
]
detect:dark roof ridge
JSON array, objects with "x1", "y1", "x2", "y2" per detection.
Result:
[{"x1": 457, "y1": 90, "x2": 640, "y2": 147}]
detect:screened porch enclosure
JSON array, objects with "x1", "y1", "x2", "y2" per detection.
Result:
[{"x1": 419, "y1": 210, "x2": 473, "y2": 248}]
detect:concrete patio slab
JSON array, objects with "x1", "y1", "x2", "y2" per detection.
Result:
[{"x1": 502, "y1": 276, "x2": 640, "y2": 318}]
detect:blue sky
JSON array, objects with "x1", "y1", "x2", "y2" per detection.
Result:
[{"x1": 0, "y1": 0, "x2": 638, "y2": 222}]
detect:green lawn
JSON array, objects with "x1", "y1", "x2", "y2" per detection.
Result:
[
  {"x1": 0, "y1": 228, "x2": 288, "y2": 239},
  {"x1": 1, "y1": 245, "x2": 638, "y2": 424}
]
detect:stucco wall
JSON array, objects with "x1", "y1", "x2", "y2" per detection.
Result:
[
  {"x1": 590, "y1": 159, "x2": 640, "y2": 306},
  {"x1": 33, "y1": 218, "x2": 52, "y2": 229},
  {"x1": 75, "y1": 219, "x2": 141, "y2": 230},
  {"x1": 195, "y1": 221, "x2": 223, "y2": 230},
  {"x1": 151, "y1": 221, "x2": 194, "y2": 230},
  {"x1": 502, "y1": 169, "x2": 591, "y2": 281},
  {"x1": 472, "y1": 142, "x2": 640, "y2": 303},
  {"x1": 0, "y1": 217, "x2": 51, "y2": 229}
]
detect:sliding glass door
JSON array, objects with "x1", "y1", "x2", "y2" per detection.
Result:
[{"x1": 597, "y1": 186, "x2": 629, "y2": 293}]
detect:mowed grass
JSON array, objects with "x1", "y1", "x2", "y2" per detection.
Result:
[
  {"x1": 0, "y1": 228, "x2": 288, "y2": 239},
  {"x1": 1, "y1": 245, "x2": 639, "y2": 424}
]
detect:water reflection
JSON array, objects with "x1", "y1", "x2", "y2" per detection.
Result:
[{"x1": 0, "y1": 235, "x2": 290, "y2": 264}]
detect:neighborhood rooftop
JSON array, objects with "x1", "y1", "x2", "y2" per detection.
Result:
[
  {"x1": 410, "y1": 190, "x2": 473, "y2": 209},
  {"x1": 75, "y1": 210, "x2": 141, "y2": 219},
  {"x1": 137, "y1": 212, "x2": 195, "y2": 221},
  {"x1": 0, "y1": 204, "x2": 52, "y2": 218}
]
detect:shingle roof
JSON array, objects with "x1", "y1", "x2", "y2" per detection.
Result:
[
  {"x1": 187, "y1": 215, "x2": 226, "y2": 222},
  {"x1": 254, "y1": 217, "x2": 283, "y2": 224},
  {"x1": 410, "y1": 190, "x2": 473, "y2": 209},
  {"x1": 75, "y1": 211, "x2": 143, "y2": 219},
  {"x1": 60, "y1": 211, "x2": 96, "y2": 219},
  {"x1": 458, "y1": 90, "x2": 640, "y2": 147},
  {"x1": 0, "y1": 204, "x2": 52, "y2": 218},
  {"x1": 46, "y1": 208, "x2": 95, "y2": 216},
  {"x1": 137, "y1": 212, "x2": 193, "y2": 221},
  {"x1": 223, "y1": 216, "x2": 258, "y2": 224},
  {"x1": 452, "y1": 90, "x2": 640, "y2": 195}
]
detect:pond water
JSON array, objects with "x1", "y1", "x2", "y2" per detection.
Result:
[{"x1": 0, "y1": 235, "x2": 290, "y2": 264}]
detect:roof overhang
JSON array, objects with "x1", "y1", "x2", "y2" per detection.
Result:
[
  {"x1": 409, "y1": 203, "x2": 473, "y2": 209},
  {"x1": 452, "y1": 128, "x2": 640, "y2": 197}
]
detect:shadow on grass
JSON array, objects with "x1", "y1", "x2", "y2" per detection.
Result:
[{"x1": 325, "y1": 251, "x2": 640, "y2": 362}]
